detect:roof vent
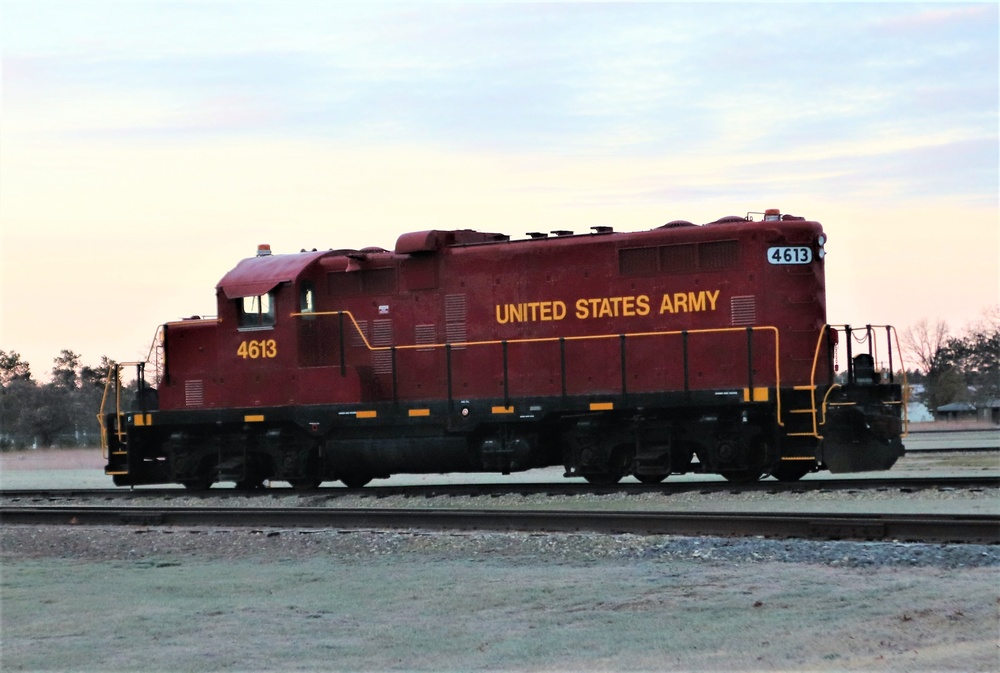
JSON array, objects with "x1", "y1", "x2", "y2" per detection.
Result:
[
  {"x1": 526, "y1": 232, "x2": 548, "y2": 239},
  {"x1": 709, "y1": 216, "x2": 746, "y2": 225},
  {"x1": 551, "y1": 230, "x2": 573, "y2": 237},
  {"x1": 590, "y1": 226, "x2": 613, "y2": 234}
]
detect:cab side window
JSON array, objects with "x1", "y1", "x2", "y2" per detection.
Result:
[
  {"x1": 238, "y1": 292, "x2": 276, "y2": 329},
  {"x1": 300, "y1": 282, "x2": 315, "y2": 313}
]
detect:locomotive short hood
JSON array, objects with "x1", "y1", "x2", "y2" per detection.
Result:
[{"x1": 216, "y1": 249, "x2": 331, "y2": 299}]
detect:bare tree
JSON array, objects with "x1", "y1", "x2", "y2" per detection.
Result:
[{"x1": 902, "y1": 319, "x2": 949, "y2": 374}]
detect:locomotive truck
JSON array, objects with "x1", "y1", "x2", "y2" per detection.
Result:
[{"x1": 100, "y1": 209, "x2": 907, "y2": 489}]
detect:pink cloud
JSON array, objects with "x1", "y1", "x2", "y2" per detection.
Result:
[{"x1": 874, "y1": 5, "x2": 996, "y2": 34}]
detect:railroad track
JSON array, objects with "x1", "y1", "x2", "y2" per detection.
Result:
[
  {"x1": 2, "y1": 475, "x2": 997, "y2": 502},
  {"x1": 1, "y1": 505, "x2": 997, "y2": 544}
]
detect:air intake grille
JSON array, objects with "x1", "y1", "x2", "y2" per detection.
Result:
[
  {"x1": 372, "y1": 319, "x2": 394, "y2": 374},
  {"x1": 184, "y1": 380, "x2": 204, "y2": 407},
  {"x1": 350, "y1": 320, "x2": 369, "y2": 348},
  {"x1": 415, "y1": 324, "x2": 437, "y2": 352},
  {"x1": 445, "y1": 294, "x2": 467, "y2": 348},
  {"x1": 731, "y1": 296, "x2": 757, "y2": 326}
]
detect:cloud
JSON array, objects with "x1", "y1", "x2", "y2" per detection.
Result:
[{"x1": 4, "y1": 3, "x2": 995, "y2": 165}]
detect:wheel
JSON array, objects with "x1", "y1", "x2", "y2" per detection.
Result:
[
  {"x1": 582, "y1": 444, "x2": 632, "y2": 486},
  {"x1": 289, "y1": 478, "x2": 322, "y2": 491},
  {"x1": 771, "y1": 462, "x2": 814, "y2": 482},
  {"x1": 234, "y1": 479, "x2": 266, "y2": 491},
  {"x1": 340, "y1": 474, "x2": 372, "y2": 489},
  {"x1": 182, "y1": 479, "x2": 213, "y2": 492},
  {"x1": 719, "y1": 435, "x2": 769, "y2": 484},
  {"x1": 634, "y1": 473, "x2": 668, "y2": 485}
]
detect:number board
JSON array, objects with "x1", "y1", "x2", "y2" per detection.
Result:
[{"x1": 767, "y1": 247, "x2": 813, "y2": 265}]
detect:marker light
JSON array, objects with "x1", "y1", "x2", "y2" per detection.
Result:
[{"x1": 257, "y1": 244, "x2": 272, "y2": 257}]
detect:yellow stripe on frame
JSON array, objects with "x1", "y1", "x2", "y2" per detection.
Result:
[
  {"x1": 133, "y1": 414, "x2": 152, "y2": 427},
  {"x1": 408, "y1": 408, "x2": 431, "y2": 417},
  {"x1": 491, "y1": 406, "x2": 515, "y2": 414},
  {"x1": 356, "y1": 410, "x2": 378, "y2": 419},
  {"x1": 781, "y1": 456, "x2": 816, "y2": 461},
  {"x1": 589, "y1": 402, "x2": 614, "y2": 411},
  {"x1": 244, "y1": 414, "x2": 265, "y2": 423},
  {"x1": 743, "y1": 387, "x2": 769, "y2": 402}
]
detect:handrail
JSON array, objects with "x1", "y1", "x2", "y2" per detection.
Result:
[
  {"x1": 96, "y1": 364, "x2": 118, "y2": 457},
  {"x1": 291, "y1": 310, "x2": 784, "y2": 425},
  {"x1": 803, "y1": 324, "x2": 910, "y2": 438},
  {"x1": 800, "y1": 324, "x2": 832, "y2": 437},
  {"x1": 96, "y1": 359, "x2": 155, "y2": 457}
]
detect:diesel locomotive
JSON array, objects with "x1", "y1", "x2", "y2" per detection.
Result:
[{"x1": 100, "y1": 209, "x2": 907, "y2": 489}]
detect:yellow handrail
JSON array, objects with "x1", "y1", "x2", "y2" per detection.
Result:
[
  {"x1": 802, "y1": 324, "x2": 910, "y2": 438},
  {"x1": 96, "y1": 363, "x2": 118, "y2": 458}
]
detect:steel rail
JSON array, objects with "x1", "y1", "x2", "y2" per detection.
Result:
[
  {"x1": 1, "y1": 475, "x2": 997, "y2": 502},
  {"x1": 1, "y1": 506, "x2": 997, "y2": 544}
]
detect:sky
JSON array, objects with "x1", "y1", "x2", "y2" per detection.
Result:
[{"x1": 1, "y1": 1, "x2": 998, "y2": 380}]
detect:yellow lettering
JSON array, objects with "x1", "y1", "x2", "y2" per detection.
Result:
[
  {"x1": 674, "y1": 293, "x2": 688, "y2": 312},
  {"x1": 688, "y1": 291, "x2": 706, "y2": 312},
  {"x1": 636, "y1": 295, "x2": 650, "y2": 316},
  {"x1": 499, "y1": 294, "x2": 682, "y2": 321},
  {"x1": 707, "y1": 289, "x2": 720, "y2": 311},
  {"x1": 237, "y1": 339, "x2": 277, "y2": 359}
]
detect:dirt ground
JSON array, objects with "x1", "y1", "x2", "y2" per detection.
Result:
[
  {"x1": 2, "y1": 524, "x2": 999, "y2": 672},
  {"x1": 0, "y1": 447, "x2": 107, "y2": 471}
]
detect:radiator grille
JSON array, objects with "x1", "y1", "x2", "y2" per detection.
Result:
[{"x1": 619, "y1": 247, "x2": 659, "y2": 275}]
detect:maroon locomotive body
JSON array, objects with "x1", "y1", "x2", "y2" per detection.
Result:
[{"x1": 102, "y1": 209, "x2": 906, "y2": 489}]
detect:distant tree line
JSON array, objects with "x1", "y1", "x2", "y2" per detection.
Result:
[
  {"x1": 902, "y1": 307, "x2": 1000, "y2": 417},
  {"x1": 0, "y1": 350, "x2": 128, "y2": 451}
]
